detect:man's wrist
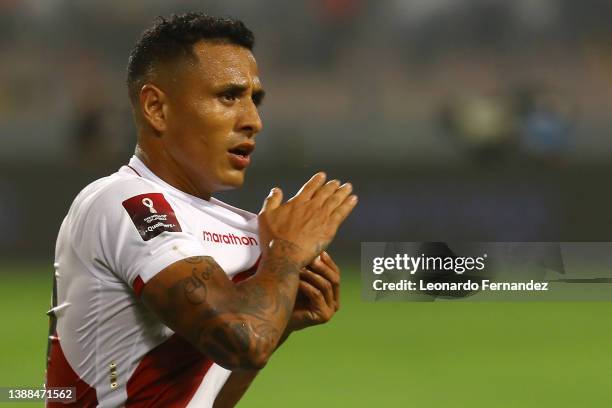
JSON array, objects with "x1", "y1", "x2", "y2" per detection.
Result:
[{"x1": 265, "y1": 239, "x2": 305, "y2": 267}]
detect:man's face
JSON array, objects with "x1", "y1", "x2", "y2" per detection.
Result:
[{"x1": 160, "y1": 41, "x2": 264, "y2": 196}]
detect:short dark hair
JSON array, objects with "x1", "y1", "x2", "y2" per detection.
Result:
[{"x1": 127, "y1": 13, "x2": 255, "y2": 103}]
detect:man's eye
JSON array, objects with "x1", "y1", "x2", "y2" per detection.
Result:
[{"x1": 220, "y1": 93, "x2": 238, "y2": 103}]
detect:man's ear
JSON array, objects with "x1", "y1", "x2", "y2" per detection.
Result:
[{"x1": 139, "y1": 84, "x2": 168, "y2": 133}]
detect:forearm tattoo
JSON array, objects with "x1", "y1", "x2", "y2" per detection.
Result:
[{"x1": 167, "y1": 248, "x2": 301, "y2": 370}]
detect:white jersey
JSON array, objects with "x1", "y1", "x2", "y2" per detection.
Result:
[{"x1": 46, "y1": 156, "x2": 261, "y2": 407}]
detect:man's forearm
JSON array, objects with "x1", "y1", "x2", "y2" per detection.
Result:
[
  {"x1": 235, "y1": 239, "x2": 303, "y2": 323},
  {"x1": 191, "y1": 239, "x2": 302, "y2": 370},
  {"x1": 226, "y1": 240, "x2": 302, "y2": 361},
  {"x1": 142, "y1": 246, "x2": 301, "y2": 372}
]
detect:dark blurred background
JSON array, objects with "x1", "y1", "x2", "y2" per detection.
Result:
[{"x1": 2, "y1": 0, "x2": 612, "y2": 261}]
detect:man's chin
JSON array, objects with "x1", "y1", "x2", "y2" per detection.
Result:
[{"x1": 216, "y1": 171, "x2": 246, "y2": 191}]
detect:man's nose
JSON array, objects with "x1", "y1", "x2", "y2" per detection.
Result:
[{"x1": 238, "y1": 100, "x2": 263, "y2": 136}]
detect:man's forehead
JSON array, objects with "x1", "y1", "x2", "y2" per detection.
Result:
[{"x1": 189, "y1": 41, "x2": 261, "y2": 87}]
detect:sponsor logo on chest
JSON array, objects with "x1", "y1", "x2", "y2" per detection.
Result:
[{"x1": 203, "y1": 230, "x2": 258, "y2": 246}]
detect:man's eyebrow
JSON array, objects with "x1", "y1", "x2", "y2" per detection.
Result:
[
  {"x1": 217, "y1": 83, "x2": 249, "y2": 95},
  {"x1": 217, "y1": 83, "x2": 265, "y2": 106}
]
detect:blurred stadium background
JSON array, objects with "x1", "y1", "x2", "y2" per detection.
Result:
[{"x1": 2, "y1": 0, "x2": 612, "y2": 406}]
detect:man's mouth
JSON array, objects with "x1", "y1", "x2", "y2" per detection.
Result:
[
  {"x1": 228, "y1": 143, "x2": 255, "y2": 158},
  {"x1": 227, "y1": 143, "x2": 255, "y2": 169}
]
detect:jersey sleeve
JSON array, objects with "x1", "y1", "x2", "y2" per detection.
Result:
[{"x1": 72, "y1": 177, "x2": 207, "y2": 292}]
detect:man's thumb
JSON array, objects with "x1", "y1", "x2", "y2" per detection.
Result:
[{"x1": 260, "y1": 187, "x2": 283, "y2": 213}]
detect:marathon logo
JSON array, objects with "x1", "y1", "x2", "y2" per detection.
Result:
[
  {"x1": 122, "y1": 193, "x2": 182, "y2": 241},
  {"x1": 203, "y1": 230, "x2": 258, "y2": 246}
]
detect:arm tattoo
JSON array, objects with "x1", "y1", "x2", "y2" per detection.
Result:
[
  {"x1": 163, "y1": 251, "x2": 300, "y2": 370},
  {"x1": 198, "y1": 321, "x2": 281, "y2": 369},
  {"x1": 185, "y1": 256, "x2": 205, "y2": 264},
  {"x1": 244, "y1": 238, "x2": 302, "y2": 319},
  {"x1": 179, "y1": 260, "x2": 215, "y2": 305}
]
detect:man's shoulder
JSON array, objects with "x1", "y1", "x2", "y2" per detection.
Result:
[{"x1": 70, "y1": 169, "x2": 164, "y2": 217}]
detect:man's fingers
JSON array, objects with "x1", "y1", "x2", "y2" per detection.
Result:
[
  {"x1": 300, "y1": 268, "x2": 334, "y2": 308},
  {"x1": 322, "y1": 251, "x2": 341, "y2": 308},
  {"x1": 289, "y1": 172, "x2": 326, "y2": 202},
  {"x1": 259, "y1": 187, "x2": 283, "y2": 214},
  {"x1": 298, "y1": 280, "x2": 334, "y2": 321},
  {"x1": 312, "y1": 179, "x2": 341, "y2": 203},
  {"x1": 330, "y1": 194, "x2": 358, "y2": 225},
  {"x1": 312, "y1": 253, "x2": 340, "y2": 308},
  {"x1": 308, "y1": 255, "x2": 340, "y2": 287},
  {"x1": 298, "y1": 279, "x2": 327, "y2": 308},
  {"x1": 323, "y1": 182, "x2": 353, "y2": 212},
  {"x1": 321, "y1": 251, "x2": 339, "y2": 273}
]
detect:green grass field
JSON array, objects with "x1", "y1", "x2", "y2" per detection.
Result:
[{"x1": 2, "y1": 263, "x2": 611, "y2": 407}]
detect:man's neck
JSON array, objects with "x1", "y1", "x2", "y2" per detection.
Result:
[{"x1": 134, "y1": 144, "x2": 212, "y2": 201}]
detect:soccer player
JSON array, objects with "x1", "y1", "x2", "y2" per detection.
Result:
[{"x1": 45, "y1": 13, "x2": 357, "y2": 408}]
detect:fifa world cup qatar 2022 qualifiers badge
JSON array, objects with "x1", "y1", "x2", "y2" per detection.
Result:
[{"x1": 122, "y1": 193, "x2": 182, "y2": 241}]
